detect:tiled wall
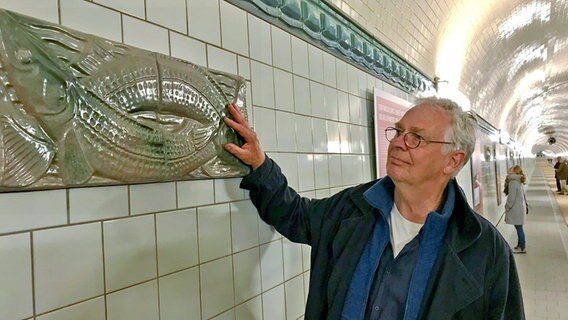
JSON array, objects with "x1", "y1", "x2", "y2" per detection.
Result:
[{"x1": 0, "y1": 0, "x2": 411, "y2": 319}]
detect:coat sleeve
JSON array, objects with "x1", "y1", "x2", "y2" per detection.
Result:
[
  {"x1": 486, "y1": 248, "x2": 525, "y2": 319},
  {"x1": 240, "y1": 157, "x2": 336, "y2": 245}
]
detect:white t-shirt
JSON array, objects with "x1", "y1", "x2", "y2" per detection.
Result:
[{"x1": 390, "y1": 204, "x2": 424, "y2": 257}]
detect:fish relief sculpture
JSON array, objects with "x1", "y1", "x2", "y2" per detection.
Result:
[{"x1": 0, "y1": 9, "x2": 250, "y2": 191}]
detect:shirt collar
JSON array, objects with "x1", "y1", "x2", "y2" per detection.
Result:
[{"x1": 362, "y1": 176, "x2": 456, "y2": 229}]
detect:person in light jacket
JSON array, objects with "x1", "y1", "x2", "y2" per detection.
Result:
[{"x1": 504, "y1": 165, "x2": 528, "y2": 254}]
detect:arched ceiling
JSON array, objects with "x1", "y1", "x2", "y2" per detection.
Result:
[{"x1": 328, "y1": 0, "x2": 568, "y2": 156}]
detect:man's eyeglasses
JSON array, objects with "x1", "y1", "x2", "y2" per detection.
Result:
[{"x1": 384, "y1": 127, "x2": 455, "y2": 149}]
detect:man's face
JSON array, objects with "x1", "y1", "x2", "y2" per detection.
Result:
[{"x1": 386, "y1": 103, "x2": 455, "y2": 186}]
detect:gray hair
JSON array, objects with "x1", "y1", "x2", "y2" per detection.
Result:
[{"x1": 414, "y1": 97, "x2": 478, "y2": 173}]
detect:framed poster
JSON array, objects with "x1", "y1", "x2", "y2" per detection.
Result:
[
  {"x1": 471, "y1": 135, "x2": 484, "y2": 214},
  {"x1": 373, "y1": 89, "x2": 412, "y2": 177}
]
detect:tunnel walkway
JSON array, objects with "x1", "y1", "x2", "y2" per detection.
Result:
[{"x1": 499, "y1": 159, "x2": 568, "y2": 319}]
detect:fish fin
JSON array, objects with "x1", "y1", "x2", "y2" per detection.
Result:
[
  {"x1": 58, "y1": 126, "x2": 94, "y2": 185},
  {"x1": 0, "y1": 116, "x2": 55, "y2": 187},
  {"x1": 192, "y1": 124, "x2": 216, "y2": 150},
  {"x1": 200, "y1": 156, "x2": 249, "y2": 177}
]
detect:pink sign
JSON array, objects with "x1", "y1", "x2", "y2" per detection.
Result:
[{"x1": 374, "y1": 89, "x2": 412, "y2": 177}]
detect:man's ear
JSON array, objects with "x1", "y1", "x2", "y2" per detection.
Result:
[{"x1": 444, "y1": 150, "x2": 466, "y2": 175}]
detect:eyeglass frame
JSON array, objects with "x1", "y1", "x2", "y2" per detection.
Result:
[{"x1": 384, "y1": 126, "x2": 455, "y2": 149}]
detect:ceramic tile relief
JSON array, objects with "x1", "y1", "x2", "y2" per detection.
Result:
[{"x1": 0, "y1": 0, "x2": 386, "y2": 318}]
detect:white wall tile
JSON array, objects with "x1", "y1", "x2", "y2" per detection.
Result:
[
  {"x1": 156, "y1": 209, "x2": 198, "y2": 275},
  {"x1": 313, "y1": 155, "x2": 330, "y2": 189},
  {"x1": 358, "y1": 70, "x2": 369, "y2": 97},
  {"x1": 211, "y1": 309, "x2": 235, "y2": 320},
  {"x1": 107, "y1": 281, "x2": 159, "y2": 320},
  {"x1": 301, "y1": 244, "x2": 311, "y2": 271},
  {"x1": 69, "y1": 186, "x2": 128, "y2": 223},
  {"x1": 326, "y1": 121, "x2": 341, "y2": 153},
  {"x1": 349, "y1": 94, "x2": 362, "y2": 125},
  {"x1": 0, "y1": 189, "x2": 66, "y2": 234},
  {"x1": 34, "y1": 223, "x2": 104, "y2": 313},
  {"x1": 200, "y1": 257, "x2": 234, "y2": 319},
  {"x1": 248, "y1": 14, "x2": 273, "y2": 65},
  {"x1": 0, "y1": 0, "x2": 58, "y2": 23},
  {"x1": 103, "y1": 215, "x2": 157, "y2": 292},
  {"x1": 329, "y1": 155, "x2": 343, "y2": 187},
  {"x1": 130, "y1": 182, "x2": 176, "y2": 214},
  {"x1": 258, "y1": 215, "x2": 279, "y2": 245},
  {"x1": 235, "y1": 296, "x2": 262, "y2": 320},
  {"x1": 253, "y1": 107, "x2": 277, "y2": 151},
  {"x1": 315, "y1": 188, "x2": 331, "y2": 198},
  {"x1": 303, "y1": 272, "x2": 310, "y2": 304},
  {"x1": 220, "y1": 1, "x2": 249, "y2": 55},
  {"x1": 339, "y1": 123, "x2": 352, "y2": 154},
  {"x1": 347, "y1": 65, "x2": 359, "y2": 96},
  {"x1": 296, "y1": 116, "x2": 314, "y2": 153},
  {"x1": 310, "y1": 81, "x2": 326, "y2": 118},
  {"x1": 37, "y1": 297, "x2": 105, "y2": 320},
  {"x1": 271, "y1": 26, "x2": 292, "y2": 72},
  {"x1": 274, "y1": 69, "x2": 295, "y2": 112},
  {"x1": 308, "y1": 45, "x2": 324, "y2": 83},
  {"x1": 282, "y1": 238, "x2": 303, "y2": 280},
  {"x1": 336, "y1": 59, "x2": 348, "y2": 92},
  {"x1": 262, "y1": 285, "x2": 285, "y2": 320},
  {"x1": 293, "y1": 76, "x2": 312, "y2": 116},
  {"x1": 284, "y1": 276, "x2": 305, "y2": 320},
  {"x1": 207, "y1": 45, "x2": 238, "y2": 75},
  {"x1": 197, "y1": 204, "x2": 231, "y2": 262},
  {"x1": 233, "y1": 248, "x2": 261, "y2": 304},
  {"x1": 312, "y1": 118, "x2": 328, "y2": 153},
  {"x1": 276, "y1": 111, "x2": 297, "y2": 152},
  {"x1": 291, "y1": 37, "x2": 309, "y2": 78},
  {"x1": 350, "y1": 125, "x2": 363, "y2": 154},
  {"x1": 94, "y1": 0, "x2": 144, "y2": 18},
  {"x1": 146, "y1": 0, "x2": 187, "y2": 33},
  {"x1": 170, "y1": 32, "x2": 207, "y2": 67},
  {"x1": 324, "y1": 86, "x2": 339, "y2": 121},
  {"x1": 323, "y1": 52, "x2": 337, "y2": 88},
  {"x1": 260, "y1": 240, "x2": 283, "y2": 291},
  {"x1": 230, "y1": 200, "x2": 260, "y2": 252},
  {"x1": 187, "y1": 0, "x2": 221, "y2": 45},
  {"x1": 278, "y1": 153, "x2": 300, "y2": 192},
  {"x1": 123, "y1": 15, "x2": 169, "y2": 55},
  {"x1": 177, "y1": 180, "x2": 215, "y2": 208},
  {"x1": 251, "y1": 61, "x2": 275, "y2": 108},
  {"x1": 60, "y1": 0, "x2": 122, "y2": 42},
  {"x1": 215, "y1": 178, "x2": 245, "y2": 203},
  {"x1": 238, "y1": 56, "x2": 251, "y2": 80},
  {"x1": 297, "y1": 154, "x2": 315, "y2": 192},
  {"x1": 337, "y1": 91, "x2": 350, "y2": 123},
  {"x1": 0, "y1": 233, "x2": 32, "y2": 320},
  {"x1": 159, "y1": 267, "x2": 201, "y2": 320}
]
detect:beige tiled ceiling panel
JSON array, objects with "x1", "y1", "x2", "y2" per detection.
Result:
[{"x1": 329, "y1": 0, "x2": 568, "y2": 155}]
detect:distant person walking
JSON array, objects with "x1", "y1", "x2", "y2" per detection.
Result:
[
  {"x1": 505, "y1": 165, "x2": 528, "y2": 254},
  {"x1": 554, "y1": 157, "x2": 563, "y2": 192},
  {"x1": 556, "y1": 158, "x2": 568, "y2": 195}
]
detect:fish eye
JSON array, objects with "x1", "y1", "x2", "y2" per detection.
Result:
[{"x1": 16, "y1": 48, "x2": 32, "y2": 64}]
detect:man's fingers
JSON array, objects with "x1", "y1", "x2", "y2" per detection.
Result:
[
  {"x1": 227, "y1": 103, "x2": 248, "y2": 125},
  {"x1": 223, "y1": 113, "x2": 256, "y2": 142}
]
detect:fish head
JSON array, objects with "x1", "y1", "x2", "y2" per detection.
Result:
[{"x1": 0, "y1": 10, "x2": 71, "y2": 119}]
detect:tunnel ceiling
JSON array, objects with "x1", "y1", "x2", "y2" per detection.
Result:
[{"x1": 328, "y1": 0, "x2": 568, "y2": 156}]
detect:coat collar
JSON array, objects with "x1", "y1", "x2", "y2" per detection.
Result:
[{"x1": 328, "y1": 178, "x2": 485, "y2": 318}]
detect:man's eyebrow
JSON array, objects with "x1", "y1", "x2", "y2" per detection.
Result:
[{"x1": 393, "y1": 122, "x2": 425, "y2": 133}]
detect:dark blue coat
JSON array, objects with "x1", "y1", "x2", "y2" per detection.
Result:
[{"x1": 241, "y1": 158, "x2": 525, "y2": 319}]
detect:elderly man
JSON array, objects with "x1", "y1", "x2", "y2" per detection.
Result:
[{"x1": 223, "y1": 97, "x2": 524, "y2": 319}]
